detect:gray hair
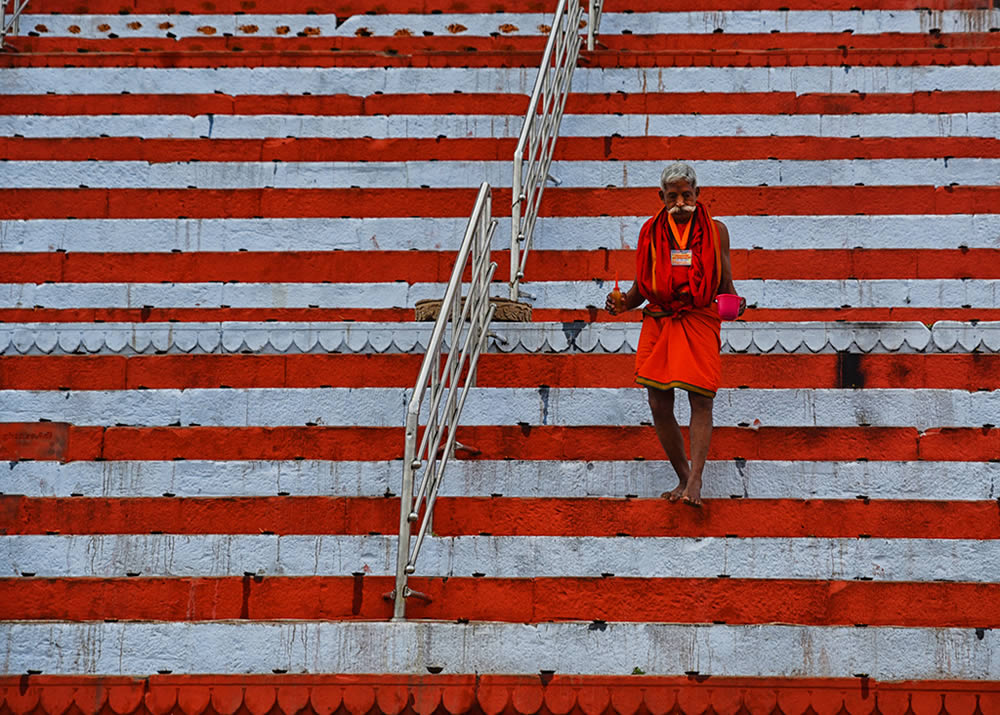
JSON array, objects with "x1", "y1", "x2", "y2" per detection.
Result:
[{"x1": 660, "y1": 162, "x2": 698, "y2": 191}]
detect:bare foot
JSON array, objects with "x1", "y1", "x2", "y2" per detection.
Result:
[
  {"x1": 661, "y1": 482, "x2": 686, "y2": 502},
  {"x1": 681, "y1": 476, "x2": 703, "y2": 508}
]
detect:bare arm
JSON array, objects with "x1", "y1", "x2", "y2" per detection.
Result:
[
  {"x1": 716, "y1": 219, "x2": 737, "y2": 295},
  {"x1": 715, "y1": 219, "x2": 745, "y2": 315}
]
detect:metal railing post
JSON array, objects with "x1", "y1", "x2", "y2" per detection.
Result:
[
  {"x1": 393, "y1": 411, "x2": 418, "y2": 619},
  {"x1": 392, "y1": 183, "x2": 497, "y2": 620},
  {"x1": 511, "y1": 159, "x2": 524, "y2": 301},
  {"x1": 588, "y1": 0, "x2": 603, "y2": 51}
]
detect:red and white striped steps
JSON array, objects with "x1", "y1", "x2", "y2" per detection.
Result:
[
  {"x1": 2, "y1": 0, "x2": 1000, "y2": 703},
  {"x1": 2, "y1": 330, "x2": 999, "y2": 628},
  {"x1": 6, "y1": 2, "x2": 998, "y2": 68},
  {"x1": 3, "y1": 65, "x2": 1000, "y2": 323},
  {"x1": 3, "y1": 50, "x2": 1000, "y2": 322}
]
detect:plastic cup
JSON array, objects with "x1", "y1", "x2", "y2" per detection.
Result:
[{"x1": 717, "y1": 293, "x2": 741, "y2": 320}]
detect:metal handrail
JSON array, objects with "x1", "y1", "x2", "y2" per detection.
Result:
[
  {"x1": 509, "y1": 0, "x2": 584, "y2": 302},
  {"x1": 1, "y1": 0, "x2": 30, "y2": 48},
  {"x1": 392, "y1": 182, "x2": 498, "y2": 620}
]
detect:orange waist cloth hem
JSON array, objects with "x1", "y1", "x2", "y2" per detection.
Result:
[{"x1": 634, "y1": 305, "x2": 722, "y2": 398}]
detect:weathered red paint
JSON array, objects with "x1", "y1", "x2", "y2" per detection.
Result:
[
  {"x1": 4, "y1": 186, "x2": 1000, "y2": 220},
  {"x1": 3, "y1": 249, "x2": 998, "y2": 284},
  {"x1": 0, "y1": 423, "x2": 997, "y2": 462},
  {"x1": 0, "y1": 675, "x2": 997, "y2": 715},
  {"x1": 5, "y1": 32, "x2": 1000, "y2": 54},
  {"x1": 3, "y1": 495, "x2": 999, "y2": 538},
  {"x1": 4, "y1": 91, "x2": 999, "y2": 117},
  {"x1": 4, "y1": 42, "x2": 998, "y2": 68},
  {"x1": 0, "y1": 422, "x2": 97, "y2": 461},
  {"x1": 3, "y1": 353, "x2": 997, "y2": 390},
  {"x1": 0, "y1": 422, "x2": 70, "y2": 460}
]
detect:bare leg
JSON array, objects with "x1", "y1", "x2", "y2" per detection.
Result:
[
  {"x1": 646, "y1": 388, "x2": 691, "y2": 500},
  {"x1": 682, "y1": 392, "x2": 714, "y2": 507}
]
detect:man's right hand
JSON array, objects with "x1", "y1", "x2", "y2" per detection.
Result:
[{"x1": 605, "y1": 292, "x2": 622, "y2": 315}]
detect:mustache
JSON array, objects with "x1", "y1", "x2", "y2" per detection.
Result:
[{"x1": 668, "y1": 204, "x2": 696, "y2": 214}]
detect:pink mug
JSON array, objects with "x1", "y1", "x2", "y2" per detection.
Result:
[{"x1": 717, "y1": 293, "x2": 741, "y2": 320}]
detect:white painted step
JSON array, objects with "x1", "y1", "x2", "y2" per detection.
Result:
[
  {"x1": 3, "y1": 216, "x2": 998, "y2": 252},
  {"x1": 2, "y1": 279, "x2": 997, "y2": 310},
  {"x1": 4, "y1": 621, "x2": 996, "y2": 679},
  {"x1": 2, "y1": 387, "x2": 996, "y2": 429},
  {"x1": 5, "y1": 159, "x2": 998, "y2": 188},
  {"x1": 3, "y1": 113, "x2": 997, "y2": 139},
  {"x1": 3, "y1": 66, "x2": 999, "y2": 96},
  {"x1": 5, "y1": 459, "x2": 998, "y2": 501},
  {"x1": 7, "y1": 534, "x2": 999, "y2": 581}
]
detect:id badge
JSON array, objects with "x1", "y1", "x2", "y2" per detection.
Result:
[{"x1": 670, "y1": 250, "x2": 692, "y2": 266}]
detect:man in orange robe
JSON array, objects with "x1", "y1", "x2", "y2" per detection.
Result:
[{"x1": 605, "y1": 162, "x2": 743, "y2": 507}]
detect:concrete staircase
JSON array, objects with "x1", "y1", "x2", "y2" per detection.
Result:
[{"x1": 2, "y1": 0, "x2": 1000, "y2": 710}]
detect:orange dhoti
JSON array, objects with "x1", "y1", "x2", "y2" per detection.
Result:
[{"x1": 634, "y1": 305, "x2": 721, "y2": 398}]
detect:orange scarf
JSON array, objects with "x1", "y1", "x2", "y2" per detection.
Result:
[{"x1": 635, "y1": 202, "x2": 721, "y2": 310}]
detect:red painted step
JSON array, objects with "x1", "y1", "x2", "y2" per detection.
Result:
[
  {"x1": 1, "y1": 423, "x2": 997, "y2": 461},
  {"x1": 3, "y1": 186, "x2": 999, "y2": 219},
  {"x1": 5, "y1": 137, "x2": 1000, "y2": 162},
  {"x1": 7, "y1": 33, "x2": 1000, "y2": 57},
  {"x1": 3, "y1": 354, "x2": 996, "y2": 390},
  {"x1": 3, "y1": 576, "x2": 999, "y2": 627},
  {"x1": 5, "y1": 45, "x2": 999, "y2": 68},
  {"x1": 4, "y1": 495, "x2": 999, "y2": 538},
  {"x1": 3, "y1": 91, "x2": 999, "y2": 116},
  {"x1": 4, "y1": 249, "x2": 997, "y2": 283}
]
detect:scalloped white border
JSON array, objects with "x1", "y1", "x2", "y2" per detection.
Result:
[{"x1": 0, "y1": 321, "x2": 998, "y2": 355}]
